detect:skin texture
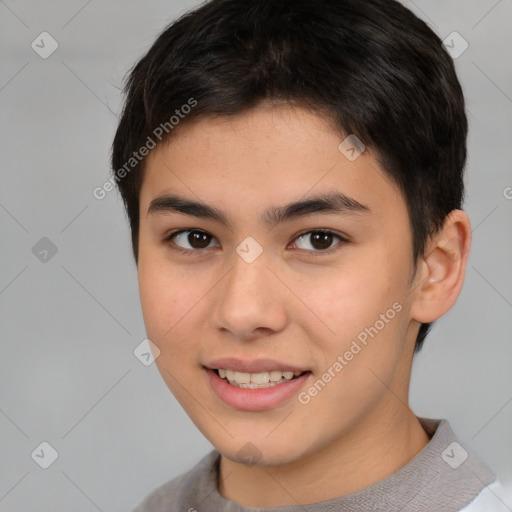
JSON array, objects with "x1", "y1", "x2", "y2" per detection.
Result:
[{"x1": 137, "y1": 104, "x2": 471, "y2": 507}]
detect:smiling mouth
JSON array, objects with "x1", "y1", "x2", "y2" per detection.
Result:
[{"x1": 213, "y1": 368, "x2": 308, "y2": 389}]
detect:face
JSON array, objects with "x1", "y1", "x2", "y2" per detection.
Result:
[{"x1": 138, "y1": 104, "x2": 421, "y2": 466}]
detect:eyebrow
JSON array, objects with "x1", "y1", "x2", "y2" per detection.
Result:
[{"x1": 147, "y1": 191, "x2": 371, "y2": 229}]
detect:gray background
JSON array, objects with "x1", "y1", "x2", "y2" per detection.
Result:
[{"x1": 1, "y1": 0, "x2": 511, "y2": 510}]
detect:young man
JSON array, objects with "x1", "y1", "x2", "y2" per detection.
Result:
[{"x1": 111, "y1": 0, "x2": 507, "y2": 510}]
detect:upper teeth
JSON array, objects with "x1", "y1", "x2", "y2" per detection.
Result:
[{"x1": 218, "y1": 369, "x2": 302, "y2": 384}]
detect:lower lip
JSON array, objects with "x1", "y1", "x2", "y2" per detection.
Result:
[{"x1": 205, "y1": 368, "x2": 311, "y2": 411}]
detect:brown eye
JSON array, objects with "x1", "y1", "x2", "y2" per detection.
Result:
[
  {"x1": 311, "y1": 231, "x2": 334, "y2": 250},
  {"x1": 167, "y1": 230, "x2": 218, "y2": 251},
  {"x1": 293, "y1": 230, "x2": 345, "y2": 253},
  {"x1": 187, "y1": 231, "x2": 212, "y2": 249}
]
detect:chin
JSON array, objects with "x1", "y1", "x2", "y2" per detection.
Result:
[{"x1": 210, "y1": 432, "x2": 313, "y2": 468}]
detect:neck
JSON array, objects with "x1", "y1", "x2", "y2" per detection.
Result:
[{"x1": 218, "y1": 406, "x2": 431, "y2": 507}]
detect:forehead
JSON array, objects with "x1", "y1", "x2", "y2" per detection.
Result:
[{"x1": 140, "y1": 105, "x2": 405, "y2": 222}]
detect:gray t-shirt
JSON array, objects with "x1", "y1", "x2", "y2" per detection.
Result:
[{"x1": 133, "y1": 417, "x2": 496, "y2": 512}]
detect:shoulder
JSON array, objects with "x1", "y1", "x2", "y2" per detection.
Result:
[
  {"x1": 131, "y1": 474, "x2": 186, "y2": 512},
  {"x1": 459, "y1": 480, "x2": 511, "y2": 512},
  {"x1": 131, "y1": 450, "x2": 220, "y2": 512}
]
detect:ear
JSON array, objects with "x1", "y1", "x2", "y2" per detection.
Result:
[{"x1": 410, "y1": 210, "x2": 472, "y2": 324}]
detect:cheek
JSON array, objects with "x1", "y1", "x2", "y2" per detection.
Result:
[
  {"x1": 301, "y1": 251, "x2": 410, "y2": 386},
  {"x1": 137, "y1": 251, "x2": 218, "y2": 372},
  {"x1": 137, "y1": 261, "x2": 202, "y2": 397},
  {"x1": 138, "y1": 265, "x2": 174, "y2": 337},
  {"x1": 300, "y1": 256, "x2": 399, "y2": 339},
  {"x1": 138, "y1": 252, "x2": 193, "y2": 346}
]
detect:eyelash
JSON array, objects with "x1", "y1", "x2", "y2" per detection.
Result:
[{"x1": 163, "y1": 229, "x2": 348, "y2": 257}]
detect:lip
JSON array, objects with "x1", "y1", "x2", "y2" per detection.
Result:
[
  {"x1": 205, "y1": 357, "x2": 308, "y2": 374},
  {"x1": 205, "y1": 367, "x2": 311, "y2": 411}
]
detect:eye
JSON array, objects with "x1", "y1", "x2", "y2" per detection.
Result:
[
  {"x1": 165, "y1": 229, "x2": 219, "y2": 253},
  {"x1": 290, "y1": 230, "x2": 347, "y2": 254},
  {"x1": 164, "y1": 228, "x2": 347, "y2": 256}
]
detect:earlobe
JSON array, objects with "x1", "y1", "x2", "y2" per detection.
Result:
[{"x1": 410, "y1": 210, "x2": 472, "y2": 324}]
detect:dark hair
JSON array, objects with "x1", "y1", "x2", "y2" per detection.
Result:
[{"x1": 111, "y1": 0, "x2": 467, "y2": 352}]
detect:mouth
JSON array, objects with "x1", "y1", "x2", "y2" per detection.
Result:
[
  {"x1": 204, "y1": 365, "x2": 312, "y2": 411},
  {"x1": 213, "y1": 368, "x2": 307, "y2": 389}
]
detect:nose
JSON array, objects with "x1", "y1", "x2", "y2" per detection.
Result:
[{"x1": 210, "y1": 248, "x2": 288, "y2": 341}]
